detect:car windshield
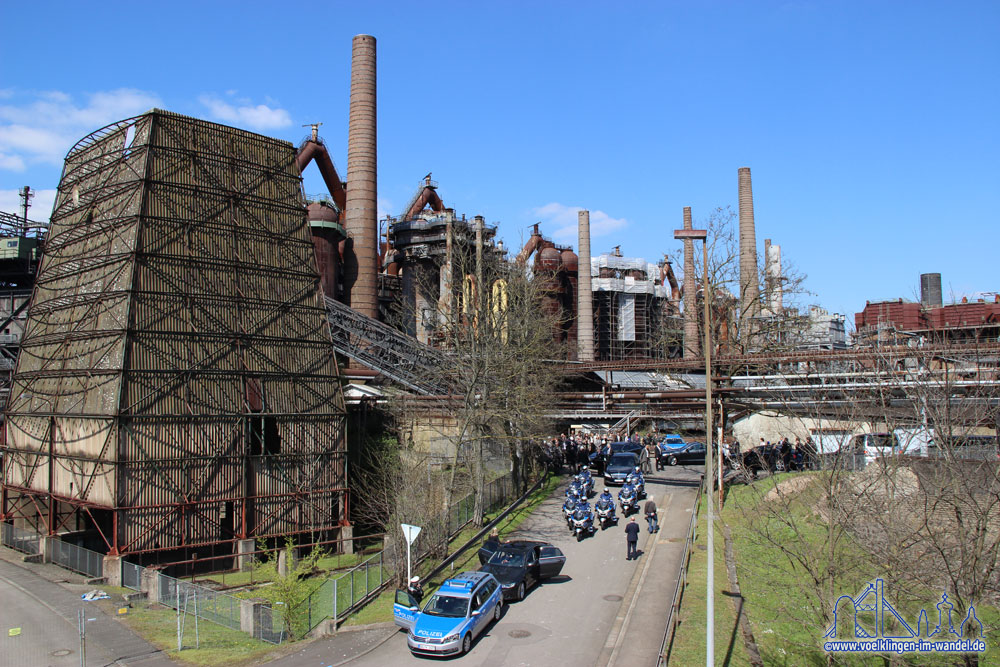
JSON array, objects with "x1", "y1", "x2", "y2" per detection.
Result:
[
  {"x1": 609, "y1": 454, "x2": 637, "y2": 466},
  {"x1": 423, "y1": 593, "x2": 470, "y2": 618},
  {"x1": 487, "y1": 551, "x2": 526, "y2": 567},
  {"x1": 664, "y1": 438, "x2": 684, "y2": 445}
]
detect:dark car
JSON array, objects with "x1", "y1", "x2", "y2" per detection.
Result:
[
  {"x1": 656, "y1": 435, "x2": 687, "y2": 469},
  {"x1": 610, "y1": 440, "x2": 644, "y2": 456},
  {"x1": 661, "y1": 440, "x2": 707, "y2": 466},
  {"x1": 737, "y1": 445, "x2": 780, "y2": 477},
  {"x1": 604, "y1": 452, "x2": 639, "y2": 486},
  {"x1": 476, "y1": 540, "x2": 566, "y2": 601}
]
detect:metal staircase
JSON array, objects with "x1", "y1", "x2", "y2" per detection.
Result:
[{"x1": 324, "y1": 296, "x2": 449, "y2": 395}]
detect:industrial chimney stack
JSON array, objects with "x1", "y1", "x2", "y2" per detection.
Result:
[
  {"x1": 920, "y1": 273, "x2": 942, "y2": 308},
  {"x1": 764, "y1": 239, "x2": 782, "y2": 313},
  {"x1": 682, "y1": 207, "x2": 699, "y2": 358},
  {"x1": 577, "y1": 210, "x2": 595, "y2": 362},
  {"x1": 738, "y1": 167, "x2": 761, "y2": 336},
  {"x1": 345, "y1": 34, "x2": 378, "y2": 319}
]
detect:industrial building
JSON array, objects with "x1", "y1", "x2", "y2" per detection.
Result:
[
  {"x1": 2, "y1": 110, "x2": 348, "y2": 559},
  {"x1": 855, "y1": 273, "x2": 1000, "y2": 346}
]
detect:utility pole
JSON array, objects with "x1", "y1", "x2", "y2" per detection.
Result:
[{"x1": 675, "y1": 220, "x2": 712, "y2": 665}]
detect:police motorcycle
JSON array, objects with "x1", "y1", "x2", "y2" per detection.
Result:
[
  {"x1": 575, "y1": 469, "x2": 594, "y2": 498},
  {"x1": 618, "y1": 481, "x2": 639, "y2": 516},
  {"x1": 626, "y1": 468, "x2": 646, "y2": 499},
  {"x1": 570, "y1": 499, "x2": 596, "y2": 541},
  {"x1": 565, "y1": 479, "x2": 585, "y2": 502},
  {"x1": 594, "y1": 489, "x2": 618, "y2": 530},
  {"x1": 562, "y1": 494, "x2": 580, "y2": 529}
]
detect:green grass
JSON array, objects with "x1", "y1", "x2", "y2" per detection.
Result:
[
  {"x1": 674, "y1": 473, "x2": 1000, "y2": 666},
  {"x1": 115, "y1": 603, "x2": 286, "y2": 666},
  {"x1": 342, "y1": 474, "x2": 561, "y2": 627},
  {"x1": 668, "y1": 504, "x2": 753, "y2": 666}
]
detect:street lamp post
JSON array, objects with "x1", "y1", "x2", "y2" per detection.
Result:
[{"x1": 675, "y1": 224, "x2": 713, "y2": 665}]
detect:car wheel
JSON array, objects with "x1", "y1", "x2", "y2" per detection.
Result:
[
  {"x1": 462, "y1": 632, "x2": 472, "y2": 654},
  {"x1": 669, "y1": 456, "x2": 678, "y2": 466},
  {"x1": 517, "y1": 582, "x2": 525, "y2": 601},
  {"x1": 494, "y1": 600, "x2": 502, "y2": 621}
]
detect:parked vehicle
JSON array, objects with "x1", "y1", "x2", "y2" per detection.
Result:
[
  {"x1": 656, "y1": 434, "x2": 687, "y2": 469},
  {"x1": 393, "y1": 571, "x2": 503, "y2": 656},
  {"x1": 661, "y1": 440, "x2": 707, "y2": 467},
  {"x1": 846, "y1": 432, "x2": 899, "y2": 463},
  {"x1": 604, "y1": 452, "x2": 640, "y2": 486},
  {"x1": 477, "y1": 540, "x2": 566, "y2": 601}
]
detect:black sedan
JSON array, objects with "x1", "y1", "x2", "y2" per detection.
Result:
[
  {"x1": 661, "y1": 441, "x2": 707, "y2": 466},
  {"x1": 604, "y1": 452, "x2": 640, "y2": 485},
  {"x1": 476, "y1": 540, "x2": 566, "y2": 601}
]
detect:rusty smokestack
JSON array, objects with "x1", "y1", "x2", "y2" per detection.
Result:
[
  {"x1": 345, "y1": 34, "x2": 378, "y2": 319},
  {"x1": 738, "y1": 167, "x2": 761, "y2": 336},
  {"x1": 682, "y1": 206, "x2": 699, "y2": 358},
  {"x1": 577, "y1": 210, "x2": 595, "y2": 362}
]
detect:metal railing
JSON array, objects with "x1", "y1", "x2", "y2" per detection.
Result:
[
  {"x1": 1, "y1": 522, "x2": 40, "y2": 555},
  {"x1": 658, "y1": 474, "x2": 705, "y2": 665},
  {"x1": 49, "y1": 539, "x2": 103, "y2": 578}
]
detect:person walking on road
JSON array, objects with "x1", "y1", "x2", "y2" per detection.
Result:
[
  {"x1": 624, "y1": 516, "x2": 640, "y2": 560},
  {"x1": 644, "y1": 497, "x2": 658, "y2": 533}
]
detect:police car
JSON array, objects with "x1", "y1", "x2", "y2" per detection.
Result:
[{"x1": 393, "y1": 571, "x2": 503, "y2": 656}]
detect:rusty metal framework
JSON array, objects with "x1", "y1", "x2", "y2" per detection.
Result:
[{"x1": 1, "y1": 110, "x2": 348, "y2": 556}]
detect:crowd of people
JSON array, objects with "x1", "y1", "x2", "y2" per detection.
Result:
[
  {"x1": 727, "y1": 435, "x2": 819, "y2": 473},
  {"x1": 538, "y1": 431, "x2": 660, "y2": 475}
]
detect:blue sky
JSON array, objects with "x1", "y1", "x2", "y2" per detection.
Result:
[{"x1": 1, "y1": 1, "x2": 997, "y2": 324}]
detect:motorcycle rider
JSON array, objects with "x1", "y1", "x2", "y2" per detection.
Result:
[
  {"x1": 627, "y1": 467, "x2": 646, "y2": 498},
  {"x1": 619, "y1": 480, "x2": 637, "y2": 515},
  {"x1": 596, "y1": 487, "x2": 617, "y2": 523}
]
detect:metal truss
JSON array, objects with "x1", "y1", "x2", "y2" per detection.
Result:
[{"x1": 325, "y1": 295, "x2": 449, "y2": 395}]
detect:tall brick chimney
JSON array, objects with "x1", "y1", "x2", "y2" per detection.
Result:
[
  {"x1": 682, "y1": 206, "x2": 699, "y2": 358},
  {"x1": 738, "y1": 167, "x2": 761, "y2": 337},
  {"x1": 345, "y1": 34, "x2": 378, "y2": 319},
  {"x1": 577, "y1": 210, "x2": 595, "y2": 362}
]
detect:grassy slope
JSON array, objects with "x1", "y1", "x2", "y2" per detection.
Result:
[{"x1": 672, "y1": 473, "x2": 1000, "y2": 666}]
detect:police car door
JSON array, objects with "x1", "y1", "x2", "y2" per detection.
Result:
[{"x1": 392, "y1": 589, "x2": 419, "y2": 631}]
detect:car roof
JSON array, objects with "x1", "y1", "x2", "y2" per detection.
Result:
[
  {"x1": 495, "y1": 540, "x2": 546, "y2": 551},
  {"x1": 439, "y1": 571, "x2": 494, "y2": 596},
  {"x1": 608, "y1": 452, "x2": 638, "y2": 463}
]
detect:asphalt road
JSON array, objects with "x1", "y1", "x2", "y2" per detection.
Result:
[
  {"x1": 0, "y1": 554, "x2": 170, "y2": 667},
  {"x1": 342, "y1": 464, "x2": 703, "y2": 667}
]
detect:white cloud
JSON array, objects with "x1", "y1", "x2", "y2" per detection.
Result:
[
  {"x1": 0, "y1": 88, "x2": 161, "y2": 169},
  {"x1": 199, "y1": 95, "x2": 292, "y2": 130},
  {"x1": 532, "y1": 202, "x2": 628, "y2": 242},
  {"x1": 0, "y1": 188, "x2": 58, "y2": 222}
]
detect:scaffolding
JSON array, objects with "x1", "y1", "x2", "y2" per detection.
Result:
[
  {"x1": 591, "y1": 254, "x2": 680, "y2": 361},
  {"x1": 2, "y1": 110, "x2": 348, "y2": 557}
]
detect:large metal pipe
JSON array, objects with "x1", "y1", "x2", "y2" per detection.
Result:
[
  {"x1": 577, "y1": 210, "x2": 595, "y2": 362},
  {"x1": 682, "y1": 206, "x2": 699, "y2": 358},
  {"x1": 345, "y1": 34, "x2": 378, "y2": 319},
  {"x1": 738, "y1": 167, "x2": 761, "y2": 334},
  {"x1": 296, "y1": 140, "x2": 347, "y2": 211}
]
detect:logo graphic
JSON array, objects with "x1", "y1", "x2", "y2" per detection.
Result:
[{"x1": 823, "y1": 578, "x2": 985, "y2": 655}]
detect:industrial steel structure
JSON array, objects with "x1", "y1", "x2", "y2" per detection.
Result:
[{"x1": 2, "y1": 110, "x2": 348, "y2": 557}]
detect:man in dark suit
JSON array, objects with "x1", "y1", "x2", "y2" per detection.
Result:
[{"x1": 624, "y1": 516, "x2": 640, "y2": 560}]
